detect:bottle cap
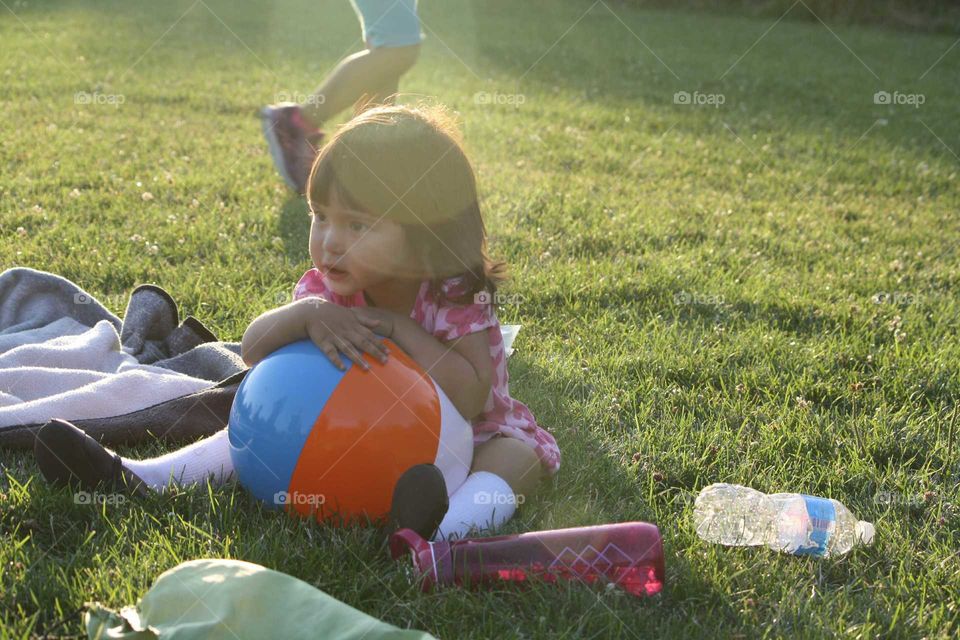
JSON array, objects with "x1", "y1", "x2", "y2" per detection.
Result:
[{"x1": 855, "y1": 521, "x2": 875, "y2": 545}]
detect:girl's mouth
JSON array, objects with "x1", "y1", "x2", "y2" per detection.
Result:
[{"x1": 324, "y1": 267, "x2": 348, "y2": 280}]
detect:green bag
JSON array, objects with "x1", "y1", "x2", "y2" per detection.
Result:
[{"x1": 85, "y1": 558, "x2": 436, "y2": 640}]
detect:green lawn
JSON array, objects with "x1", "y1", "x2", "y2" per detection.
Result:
[{"x1": 2, "y1": 0, "x2": 959, "y2": 637}]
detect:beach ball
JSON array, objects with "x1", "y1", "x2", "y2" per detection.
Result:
[{"x1": 228, "y1": 338, "x2": 473, "y2": 524}]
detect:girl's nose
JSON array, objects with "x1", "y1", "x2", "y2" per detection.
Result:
[{"x1": 322, "y1": 226, "x2": 348, "y2": 255}]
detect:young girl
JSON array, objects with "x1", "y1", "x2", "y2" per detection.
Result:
[{"x1": 34, "y1": 104, "x2": 561, "y2": 541}]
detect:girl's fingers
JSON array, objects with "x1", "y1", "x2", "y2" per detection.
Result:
[
  {"x1": 342, "y1": 342, "x2": 370, "y2": 371},
  {"x1": 357, "y1": 329, "x2": 389, "y2": 361},
  {"x1": 350, "y1": 327, "x2": 386, "y2": 362},
  {"x1": 319, "y1": 342, "x2": 346, "y2": 371},
  {"x1": 354, "y1": 350, "x2": 372, "y2": 371},
  {"x1": 361, "y1": 338, "x2": 388, "y2": 363},
  {"x1": 317, "y1": 327, "x2": 384, "y2": 371}
]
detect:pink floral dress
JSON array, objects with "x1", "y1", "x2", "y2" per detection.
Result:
[{"x1": 292, "y1": 268, "x2": 561, "y2": 476}]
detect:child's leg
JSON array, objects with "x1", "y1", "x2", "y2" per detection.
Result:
[
  {"x1": 433, "y1": 437, "x2": 544, "y2": 541},
  {"x1": 364, "y1": 73, "x2": 401, "y2": 108},
  {"x1": 301, "y1": 44, "x2": 419, "y2": 126},
  {"x1": 122, "y1": 428, "x2": 234, "y2": 491},
  {"x1": 33, "y1": 420, "x2": 233, "y2": 495},
  {"x1": 301, "y1": 0, "x2": 421, "y2": 124}
]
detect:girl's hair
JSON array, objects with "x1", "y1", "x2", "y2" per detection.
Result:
[{"x1": 306, "y1": 102, "x2": 507, "y2": 305}]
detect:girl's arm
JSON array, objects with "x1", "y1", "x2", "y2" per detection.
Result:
[
  {"x1": 242, "y1": 299, "x2": 388, "y2": 369},
  {"x1": 388, "y1": 314, "x2": 493, "y2": 422},
  {"x1": 240, "y1": 297, "x2": 387, "y2": 369},
  {"x1": 241, "y1": 301, "x2": 312, "y2": 367}
]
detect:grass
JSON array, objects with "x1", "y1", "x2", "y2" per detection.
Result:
[{"x1": 2, "y1": 0, "x2": 959, "y2": 637}]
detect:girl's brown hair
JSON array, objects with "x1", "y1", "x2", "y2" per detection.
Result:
[{"x1": 307, "y1": 103, "x2": 507, "y2": 305}]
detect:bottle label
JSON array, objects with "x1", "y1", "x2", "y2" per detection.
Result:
[{"x1": 794, "y1": 495, "x2": 836, "y2": 556}]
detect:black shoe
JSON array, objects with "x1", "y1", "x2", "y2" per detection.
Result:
[
  {"x1": 387, "y1": 463, "x2": 449, "y2": 541},
  {"x1": 33, "y1": 419, "x2": 149, "y2": 496}
]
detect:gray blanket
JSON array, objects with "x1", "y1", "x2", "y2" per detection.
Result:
[{"x1": 0, "y1": 267, "x2": 248, "y2": 449}]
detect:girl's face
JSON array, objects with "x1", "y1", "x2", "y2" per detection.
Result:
[{"x1": 309, "y1": 187, "x2": 421, "y2": 297}]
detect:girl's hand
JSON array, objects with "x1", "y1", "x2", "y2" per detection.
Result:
[
  {"x1": 298, "y1": 298, "x2": 389, "y2": 371},
  {"x1": 350, "y1": 306, "x2": 396, "y2": 340}
]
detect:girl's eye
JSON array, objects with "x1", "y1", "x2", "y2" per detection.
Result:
[
  {"x1": 350, "y1": 221, "x2": 367, "y2": 232},
  {"x1": 313, "y1": 212, "x2": 327, "y2": 223}
]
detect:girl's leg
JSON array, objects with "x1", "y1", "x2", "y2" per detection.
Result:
[
  {"x1": 34, "y1": 419, "x2": 234, "y2": 495},
  {"x1": 122, "y1": 428, "x2": 234, "y2": 491},
  {"x1": 300, "y1": 44, "x2": 420, "y2": 126},
  {"x1": 433, "y1": 437, "x2": 544, "y2": 541},
  {"x1": 470, "y1": 436, "x2": 545, "y2": 500}
]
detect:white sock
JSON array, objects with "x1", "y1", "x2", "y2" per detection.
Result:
[
  {"x1": 122, "y1": 429, "x2": 234, "y2": 491},
  {"x1": 432, "y1": 471, "x2": 518, "y2": 541}
]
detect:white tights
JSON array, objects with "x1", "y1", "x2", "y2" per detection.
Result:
[
  {"x1": 121, "y1": 430, "x2": 518, "y2": 540},
  {"x1": 122, "y1": 428, "x2": 234, "y2": 491}
]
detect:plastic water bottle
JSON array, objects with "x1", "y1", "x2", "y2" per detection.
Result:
[
  {"x1": 693, "y1": 483, "x2": 875, "y2": 557},
  {"x1": 390, "y1": 521, "x2": 665, "y2": 597}
]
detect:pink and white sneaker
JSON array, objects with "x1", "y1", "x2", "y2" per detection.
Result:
[{"x1": 258, "y1": 102, "x2": 324, "y2": 194}]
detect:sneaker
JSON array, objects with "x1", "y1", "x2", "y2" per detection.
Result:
[
  {"x1": 387, "y1": 463, "x2": 449, "y2": 541},
  {"x1": 33, "y1": 419, "x2": 149, "y2": 496},
  {"x1": 258, "y1": 102, "x2": 324, "y2": 194}
]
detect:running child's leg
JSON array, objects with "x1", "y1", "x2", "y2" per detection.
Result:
[
  {"x1": 301, "y1": 44, "x2": 419, "y2": 126},
  {"x1": 259, "y1": 0, "x2": 422, "y2": 192},
  {"x1": 301, "y1": 0, "x2": 422, "y2": 125}
]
